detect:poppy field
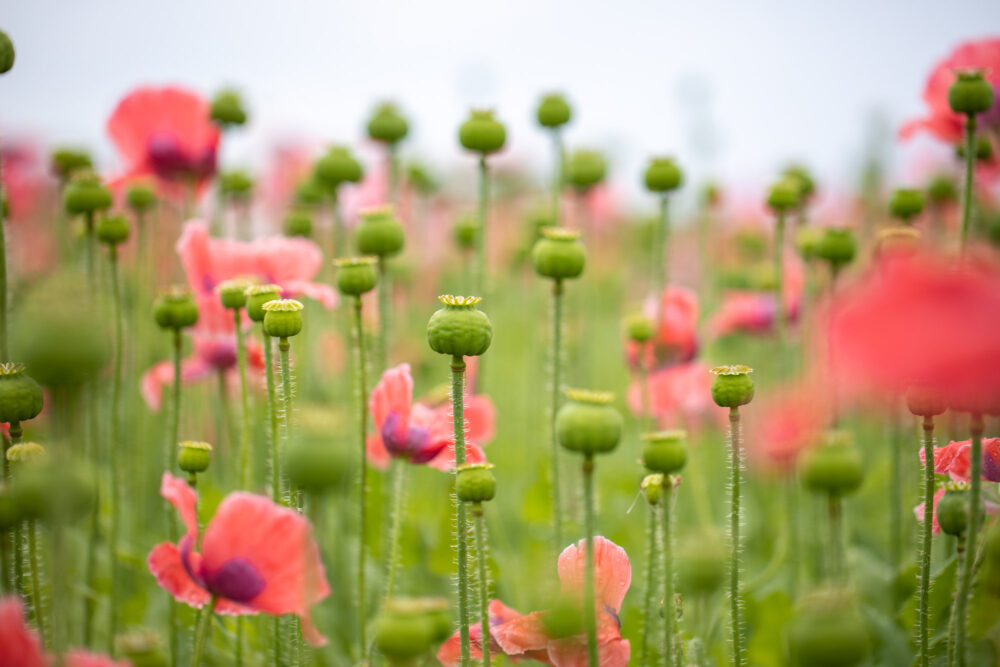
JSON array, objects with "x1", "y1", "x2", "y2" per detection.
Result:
[{"x1": 2, "y1": 15, "x2": 1000, "y2": 667}]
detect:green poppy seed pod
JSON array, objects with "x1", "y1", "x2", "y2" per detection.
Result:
[
  {"x1": 536, "y1": 93, "x2": 572, "y2": 129},
  {"x1": 375, "y1": 599, "x2": 435, "y2": 661},
  {"x1": 216, "y1": 278, "x2": 250, "y2": 310},
  {"x1": 334, "y1": 257, "x2": 378, "y2": 297},
  {"x1": 244, "y1": 284, "x2": 283, "y2": 322},
  {"x1": 888, "y1": 188, "x2": 925, "y2": 223},
  {"x1": 927, "y1": 173, "x2": 957, "y2": 204},
  {"x1": 314, "y1": 146, "x2": 364, "y2": 191},
  {"x1": 153, "y1": 286, "x2": 199, "y2": 330},
  {"x1": 219, "y1": 170, "x2": 254, "y2": 200},
  {"x1": 177, "y1": 440, "x2": 212, "y2": 474},
  {"x1": 9, "y1": 459, "x2": 52, "y2": 521},
  {"x1": 458, "y1": 109, "x2": 507, "y2": 155},
  {"x1": 624, "y1": 314, "x2": 654, "y2": 343},
  {"x1": 286, "y1": 439, "x2": 350, "y2": 495},
  {"x1": 948, "y1": 70, "x2": 995, "y2": 116},
  {"x1": 407, "y1": 162, "x2": 439, "y2": 196},
  {"x1": 710, "y1": 365, "x2": 754, "y2": 408},
  {"x1": 262, "y1": 299, "x2": 304, "y2": 338},
  {"x1": 565, "y1": 150, "x2": 606, "y2": 190},
  {"x1": 782, "y1": 164, "x2": 816, "y2": 201},
  {"x1": 556, "y1": 389, "x2": 623, "y2": 456},
  {"x1": 296, "y1": 177, "x2": 325, "y2": 207},
  {"x1": 284, "y1": 208, "x2": 313, "y2": 238},
  {"x1": 543, "y1": 595, "x2": 584, "y2": 639},
  {"x1": 532, "y1": 228, "x2": 586, "y2": 280},
  {"x1": 937, "y1": 484, "x2": 973, "y2": 537},
  {"x1": 426, "y1": 295, "x2": 493, "y2": 358},
  {"x1": 814, "y1": 228, "x2": 856, "y2": 269},
  {"x1": 795, "y1": 227, "x2": 823, "y2": 261},
  {"x1": 126, "y1": 183, "x2": 157, "y2": 213},
  {"x1": 453, "y1": 215, "x2": 478, "y2": 251},
  {"x1": 956, "y1": 132, "x2": 994, "y2": 162},
  {"x1": 644, "y1": 157, "x2": 684, "y2": 193},
  {"x1": 905, "y1": 385, "x2": 946, "y2": 418},
  {"x1": 642, "y1": 430, "x2": 688, "y2": 474},
  {"x1": 6, "y1": 442, "x2": 47, "y2": 466},
  {"x1": 96, "y1": 214, "x2": 131, "y2": 246},
  {"x1": 640, "y1": 473, "x2": 664, "y2": 506},
  {"x1": 677, "y1": 533, "x2": 726, "y2": 595},
  {"x1": 64, "y1": 172, "x2": 113, "y2": 216},
  {"x1": 50, "y1": 149, "x2": 93, "y2": 182},
  {"x1": 116, "y1": 629, "x2": 167, "y2": 667},
  {"x1": 356, "y1": 206, "x2": 405, "y2": 258},
  {"x1": 785, "y1": 590, "x2": 871, "y2": 667},
  {"x1": 767, "y1": 178, "x2": 801, "y2": 212},
  {"x1": 800, "y1": 432, "x2": 864, "y2": 497},
  {"x1": 210, "y1": 89, "x2": 248, "y2": 127},
  {"x1": 421, "y1": 598, "x2": 452, "y2": 643},
  {"x1": 367, "y1": 103, "x2": 409, "y2": 145},
  {"x1": 0, "y1": 30, "x2": 14, "y2": 74},
  {"x1": 0, "y1": 483, "x2": 21, "y2": 532},
  {"x1": 0, "y1": 363, "x2": 44, "y2": 424},
  {"x1": 455, "y1": 462, "x2": 496, "y2": 503}
]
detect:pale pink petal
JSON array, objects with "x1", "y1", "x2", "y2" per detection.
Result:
[
  {"x1": 147, "y1": 542, "x2": 212, "y2": 609},
  {"x1": 492, "y1": 610, "x2": 551, "y2": 656},
  {"x1": 557, "y1": 537, "x2": 631, "y2": 613},
  {"x1": 160, "y1": 472, "x2": 199, "y2": 538},
  {"x1": 284, "y1": 280, "x2": 339, "y2": 310},
  {"x1": 366, "y1": 433, "x2": 391, "y2": 470},
  {"x1": 0, "y1": 597, "x2": 46, "y2": 667},
  {"x1": 370, "y1": 364, "x2": 413, "y2": 432}
]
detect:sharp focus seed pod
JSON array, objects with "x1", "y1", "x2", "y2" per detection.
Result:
[
  {"x1": 426, "y1": 295, "x2": 493, "y2": 358},
  {"x1": 0, "y1": 363, "x2": 44, "y2": 424},
  {"x1": 334, "y1": 256, "x2": 379, "y2": 297},
  {"x1": 262, "y1": 299, "x2": 304, "y2": 338},
  {"x1": 709, "y1": 365, "x2": 754, "y2": 408}
]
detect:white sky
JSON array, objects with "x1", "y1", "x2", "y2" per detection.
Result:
[{"x1": 2, "y1": 0, "x2": 999, "y2": 212}]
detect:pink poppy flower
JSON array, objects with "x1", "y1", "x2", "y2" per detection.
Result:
[
  {"x1": 626, "y1": 286, "x2": 698, "y2": 371},
  {"x1": 107, "y1": 86, "x2": 220, "y2": 194},
  {"x1": 913, "y1": 487, "x2": 948, "y2": 535},
  {"x1": 436, "y1": 599, "x2": 531, "y2": 666},
  {"x1": 707, "y1": 252, "x2": 805, "y2": 339},
  {"x1": 484, "y1": 536, "x2": 632, "y2": 667},
  {"x1": 627, "y1": 361, "x2": 722, "y2": 428},
  {"x1": 148, "y1": 473, "x2": 330, "y2": 645},
  {"x1": 745, "y1": 382, "x2": 829, "y2": 473},
  {"x1": 900, "y1": 38, "x2": 1000, "y2": 144},
  {"x1": 1, "y1": 138, "x2": 45, "y2": 222},
  {"x1": 920, "y1": 437, "x2": 1000, "y2": 482},
  {"x1": 367, "y1": 363, "x2": 495, "y2": 470},
  {"x1": 0, "y1": 596, "x2": 129, "y2": 667}
]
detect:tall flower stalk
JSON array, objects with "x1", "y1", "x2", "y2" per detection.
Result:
[
  {"x1": 535, "y1": 93, "x2": 572, "y2": 227},
  {"x1": 262, "y1": 298, "x2": 305, "y2": 507},
  {"x1": 639, "y1": 477, "x2": 662, "y2": 666},
  {"x1": 954, "y1": 412, "x2": 984, "y2": 665},
  {"x1": 458, "y1": 109, "x2": 506, "y2": 298},
  {"x1": 218, "y1": 279, "x2": 253, "y2": 489},
  {"x1": 355, "y1": 206, "x2": 405, "y2": 374},
  {"x1": 457, "y1": 462, "x2": 497, "y2": 667},
  {"x1": 643, "y1": 157, "x2": 684, "y2": 294}
]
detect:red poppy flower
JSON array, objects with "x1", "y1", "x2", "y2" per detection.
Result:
[
  {"x1": 0, "y1": 596, "x2": 128, "y2": 667},
  {"x1": 148, "y1": 473, "x2": 330, "y2": 645},
  {"x1": 745, "y1": 382, "x2": 829, "y2": 473},
  {"x1": 920, "y1": 437, "x2": 1000, "y2": 482},
  {"x1": 626, "y1": 286, "x2": 699, "y2": 371},
  {"x1": 707, "y1": 252, "x2": 805, "y2": 339}
]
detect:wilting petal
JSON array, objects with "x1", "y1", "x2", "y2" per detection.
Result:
[
  {"x1": 557, "y1": 537, "x2": 631, "y2": 613},
  {"x1": 0, "y1": 596, "x2": 45, "y2": 667}
]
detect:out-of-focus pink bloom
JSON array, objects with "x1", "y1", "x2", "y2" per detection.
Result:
[
  {"x1": 107, "y1": 86, "x2": 220, "y2": 194},
  {"x1": 367, "y1": 363, "x2": 495, "y2": 471},
  {"x1": 483, "y1": 536, "x2": 631, "y2": 667},
  {"x1": 580, "y1": 183, "x2": 621, "y2": 231},
  {"x1": 148, "y1": 473, "x2": 330, "y2": 645},
  {"x1": 0, "y1": 596, "x2": 129, "y2": 667},
  {"x1": 627, "y1": 286, "x2": 698, "y2": 370},
  {"x1": 1, "y1": 138, "x2": 45, "y2": 222},
  {"x1": 437, "y1": 600, "x2": 527, "y2": 666},
  {"x1": 745, "y1": 383, "x2": 828, "y2": 473},
  {"x1": 708, "y1": 252, "x2": 804, "y2": 338},
  {"x1": 627, "y1": 361, "x2": 722, "y2": 428},
  {"x1": 900, "y1": 38, "x2": 1000, "y2": 144},
  {"x1": 920, "y1": 437, "x2": 1000, "y2": 482},
  {"x1": 826, "y1": 251, "x2": 1000, "y2": 403}
]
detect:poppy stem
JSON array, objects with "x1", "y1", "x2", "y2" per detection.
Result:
[
  {"x1": 84, "y1": 211, "x2": 96, "y2": 289},
  {"x1": 167, "y1": 327, "x2": 182, "y2": 667},
  {"x1": 0, "y1": 177, "x2": 7, "y2": 361},
  {"x1": 728, "y1": 406, "x2": 745, "y2": 666},
  {"x1": 262, "y1": 330, "x2": 280, "y2": 503},
  {"x1": 352, "y1": 296, "x2": 370, "y2": 662},
  {"x1": 378, "y1": 257, "x2": 390, "y2": 374},
  {"x1": 656, "y1": 193, "x2": 671, "y2": 293},
  {"x1": 582, "y1": 454, "x2": 598, "y2": 667},
  {"x1": 640, "y1": 503, "x2": 661, "y2": 666},
  {"x1": 107, "y1": 245, "x2": 124, "y2": 653},
  {"x1": 662, "y1": 477, "x2": 676, "y2": 667},
  {"x1": 473, "y1": 503, "x2": 491, "y2": 667},
  {"x1": 889, "y1": 408, "x2": 903, "y2": 577},
  {"x1": 550, "y1": 279, "x2": 564, "y2": 554},
  {"x1": 954, "y1": 412, "x2": 984, "y2": 666},
  {"x1": 384, "y1": 459, "x2": 407, "y2": 599},
  {"x1": 917, "y1": 415, "x2": 935, "y2": 667},
  {"x1": 948, "y1": 534, "x2": 967, "y2": 667},
  {"x1": 774, "y1": 208, "x2": 786, "y2": 345},
  {"x1": 475, "y1": 156, "x2": 489, "y2": 299},
  {"x1": 826, "y1": 493, "x2": 844, "y2": 581},
  {"x1": 27, "y1": 518, "x2": 46, "y2": 649},
  {"x1": 234, "y1": 308, "x2": 251, "y2": 489},
  {"x1": 451, "y1": 355, "x2": 472, "y2": 666},
  {"x1": 959, "y1": 115, "x2": 977, "y2": 252},
  {"x1": 388, "y1": 144, "x2": 400, "y2": 205},
  {"x1": 278, "y1": 337, "x2": 294, "y2": 507},
  {"x1": 191, "y1": 597, "x2": 217, "y2": 667},
  {"x1": 551, "y1": 129, "x2": 564, "y2": 227},
  {"x1": 331, "y1": 190, "x2": 345, "y2": 260}
]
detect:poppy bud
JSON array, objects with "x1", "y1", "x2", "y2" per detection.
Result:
[
  {"x1": 641, "y1": 473, "x2": 664, "y2": 506},
  {"x1": 624, "y1": 314, "x2": 654, "y2": 343},
  {"x1": 427, "y1": 295, "x2": 493, "y2": 358},
  {"x1": 50, "y1": 148, "x2": 92, "y2": 182},
  {"x1": 116, "y1": 629, "x2": 167, "y2": 667},
  {"x1": 543, "y1": 594, "x2": 584, "y2": 639},
  {"x1": 335, "y1": 257, "x2": 378, "y2": 297},
  {"x1": 64, "y1": 172, "x2": 113, "y2": 216},
  {"x1": 96, "y1": 214, "x2": 131, "y2": 247},
  {"x1": 284, "y1": 208, "x2": 313, "y2": 238},
  {"x1": 800, "y1": 432, "x2": 863, "y2": 497},
  {"x1": 642, "y1": 430, "x2": 688, "y2": 474},
  {"x1": 262, "y1": 299, "x2": 304, "y2": 338},
  {"x1": 286, "y1": 439, "x2": 350, "y2": 494},
  {"x1": 927, "y1": 174, "x2": 957, "y2": 204},
  {"x1": 219, "y1": 170, "x2": 253, "y2": 201},
  {"x1": 565, "y1": 150, "x2": 606, "y2": 191},
  {"x1": 375, "y1": 599, "x2": 435, "y2": 661},
  {"x1": 177, "y1": 440, "x2": 212, "y2": 475},
  {"x1": 210, "y1": 89, "x2": 248, "y2": 128},
  {"x1": 782, "y1": 164, "x2": 815, "y2": 201},
  {"x1": 937, "y1": 484, "x2": 973, "y2": 537},
  {"x1": 0, "y1": 30, "x2": 14, "y2": 74},
  {"x1": 888, "y1": 188, "x2": 925, "y2": 223},
  {"x1": 536, "y1": 93, "x2": 572, "y2": 129},
  {"x1": 556, "y1": 389, "x2": 623, "y2": 456},
  {"x1": 0, "y1": 362, "x2": 43, "y2": 424},
  {"x1": 314, "y1": 146, "x2": 364, "y2": 191},
  {"x1": 532, "y1": 228, "x2": 586, "y2": 280},
  {"x1": 956, "y1": 133, "x2": 994, "y2": 162},
  {"x1": 948, "y1": 70, "x2": 995, "y2": 116},
  {"x1": 244, "y1": 284, "x2": 283, "y2": 323},
  {"x1": 643, "y1": 157, "x2": 684, "y2": 193},
  {"x1": 710, "y1": 365, "x2": 754, "y2": 408},
  {"x1": 367, "y1": 103, "x2": 409, "y2": 145},
  {"x1": 458, "y1": 109, "x2": 507, "y2": 155},
  {"x1": 453, "y1": 215, "x2": 478, "y2": 251},
  {"x1": 153, "y1": 286, "x2": 199, "y2": 330},
  {"x1": 455, "y1": 462, "x2": 496, "y2": 503},
  {"x1": 126, "y1": 184, "x2": 157, "y2": 214},
  {"x1": 216, "y1": 278, "x2": 250, "y2": 310},
  {"x1": 905, "y1": 385, "x2": 946, "y2": 418},
  {"x1": 356, "y1": 206, "x2": 405, "y2": 258},
  {"x1": 814, "y1": 228, "x2": 856, "y2": 269},
  {"x1": 766, "y1": 178, "x2": 800, "y2": 212},
  {"x1": 785, "y1": 590, "x2": 870, "y2": 667}
]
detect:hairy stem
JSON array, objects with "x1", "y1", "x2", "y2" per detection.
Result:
[
  {"x1": 192, "y1": 598, "x2": 217, "y2": 667},
  {"x1": 583, "y1": 455, "x2": 598, "y2": 667},
  {"x1": 917, "y1": 416, "x2": 935, "y2": 667},
  {"x1": 640, "y1": 505, "x2": 660, "y2": 666},
  {"x1": 234, "y1": 309, "x2": 251, "y2": 489},
  {"x1": 28, "y1": 519, "x2": 46, "y2": 648},
  {"x1": 955, "y1": 413, "x2": 984, "y2": 666},
  {"x1": 473, "y1": 504, "x2": 491, "y2": 667},
  {"x1": 378, "y1": 257, "x2": 390, "y2": 374},
  {"x1": 475, "y1": 156, "x2": 489, "y2": 299},
  {"x1": 452, "y1": 356, "x2": 471, "y2": 666},
  {"x1": 384, "y1": 459, "x2": 407, "y2": 599},
  {"x1": 729, "y1": 407, "x2": 745, "y2": 666},
  {"x1": 108, "y1": 247, "x2": 123, "y2": 652},
  {"x1": 550, "y1": 279, "x2": 564, "y2": 553},
  {"x1": 959, "y1": 115, "x2": 977, "y2": 252},
  {"x1": 278, "y1": 338, "x2": 294, "y2": 507},
  {"x1": 353, "y1": 297, "x2": 370, "y2": 661},
  {"x1": 263, "y1": 331, "x2": 280, "y2": 503},
  {"x1": 662, "y1": 479, "x2": 676, "y2": 666},
  {"x1": 948, "y1": 534, "x2": 966, "y2": 667}
]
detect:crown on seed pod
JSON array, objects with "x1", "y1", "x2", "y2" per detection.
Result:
[
  {"x1": 0, "y1": 362, "x2": 44, "y2": 425},
  {"x1": 244, "y1": 284, "x2": 283, "y2": 323},
  {"x1": 262, "y1": 299, "x2": 305, "y2": 338},
  {"x1": 948, "y1": 70, "x2": 995, "y2": 116},
  {"x1": 532, "y1": 227, "x2": 586, "y2": 280},
  {"x1": 427, "y1": 295, "x2": 493, "y2": 358},
  {"x1": 709, "y1": 365, "x2": 754, "y2": 408}
]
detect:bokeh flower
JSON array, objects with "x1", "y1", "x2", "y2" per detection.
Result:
[
  {"x1": 0, "y1": 596, "x2": 129, "y2": 666},
  {"x1": 627, "y1": 285, "x2": 698, "y2": 370},
  {"x1": 920, "y1": 437, "x2": 1000, "y2": 483}
]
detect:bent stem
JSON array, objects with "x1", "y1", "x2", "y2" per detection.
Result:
[
  {"x1": 917, "y1": 415, "x2": 935, "y2": 667},
  {"x1": 473, "y1": 503, "x2": 491, "y2": 667},
  {"x1": 959, "y1": 115, "x2": 977, "y2": 252},
  {"x1": 192, "y1": 597, "x2": 217, "y2": 667},
  {"x1": 954, "y1": 413, "x2": 984, "y2": 666},
  {"x1": 550, "y1": 279, "x2": 564, "y2": 553},
  {"x1": 352, "y1": 296, "x2": 370, "y2": 661},
  {"x1": 384, "y1": 459, "x2": 407, "y2": 599},
  {"x1": 234, "y1": 309, "x2": 251, "y2": 489},
  {"x1": 107, "y1": 246, "x2": 124, "y2": 653},
  {"x1": 451, "y1": 356, "x2": 472, "y2": 665},
  {"x1": 582, "y1": 454, "x2": 598, "y2": 667},
  {"x1": 728, "y1": 406, "x2": 745, "y2": 666},
  {"x1": 662, "y1": 478, "x2": 676, "y2": 666}
]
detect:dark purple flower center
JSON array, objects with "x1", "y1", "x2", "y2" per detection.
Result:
[
  {"x1": 147, "y1": 132, "x2": 217, "y2": 182},
  {"x1": 204, "y1": 557, "x2": 266, "y2": 603},
  {"x1": 382, "y1": 411, "x2": 443, "y2": 463},
  {"x1": 983, "y1": 447, "x2": 1000, "y2": 482}
]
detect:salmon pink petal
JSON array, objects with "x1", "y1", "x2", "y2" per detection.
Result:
[
  {"x1": 284, "y1": 280, "x2": 338, "y2": 309},
  {"x1": 160, "y1": 472, "x2": 199, "y2": 538},
  {"x1": 488, "y1": 599, "x2": 523, "y2": 625},
  {"x1": 557, "y1": 537, "x2": 631, "y2": 613},
  {"x1": 437, "y1": 631, "x2": 464, "y2": 667},
  {"x1": 548, "y1": 635, "x2": 630, "y2": 667},
  {"x1": 366, "y1": 433, "x2": 391, "y2": 470},
  {"x1": 370, "y1": 364, "x2": 413, "y2": 432},
  {"x1": 492, "y1": 610, "x2": 551, "y2": 656},
  {"x1": 147, "y1": 542, "x2": 211, "y2": 608},
  {"x1": 0, "y1": 596, "x2": 45, "y2": 667},
  {"x1": 255, "y1": 236, "x2": 324, "y2": 285},
  {"x1": 914, "y1": 488, "x2": 947, "y2": 535},
  {"x1": 63, "y1": 649, "x2": 133, "y2": 667},
  {"x1": 464, "y1": 395, "x2": 497, "y2": 445},
  {"x1": 428, "y1": 441, "x2": 486, "y2": 472},
  {"x1": 140, "y1": 361, "x2": 173, "y2": 411}
]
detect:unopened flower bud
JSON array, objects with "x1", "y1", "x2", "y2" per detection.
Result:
[
  {"x1": 244, "y1": 284, "x2": 283, "y2": 322},
  {"x1": 216, "y1": 278, "x2": 250, "y2": 310},
  {"x1": 96, "y1": 214, "x2": 131, "y2": 246},
  {"x1": 367, "y1": 103, "x2": 409, "y2": 145},
  {"x1": 455, "y1": 462, "x2": 496, "y2": 503},
  {"x1": 178, "y1": 440, "x2": 212, "y2": 475},
  {"x1": 644, "y1": 157, "x2": 683, "y2": 193},
  {"x1": 458, "y1": 109, "x2": 507, "y2": 155},
  {"x1": 356, "y1": 206, "x2": 405, "y2": 258},
  {"x1": 335, "y1": 257, "x2": 378, "y2": 297},
  {"x1": 427, "y1": 295, "x2": 492, "y2": 358},
  {"x1": 532, "y1": 228, "x2": 586, "y2": 280},
  {"x1": 948, "y1": 70, "x2": 995, "y2": 116},
  {"x1": 556, "y1": 389, "x2": 623, "y2": 456},
  {"x1": 262, "y1": 299, "x2": 304, "y2": 338},
  {"x1": 641, "y1": 473, "x2": 664, "y2": 506},
  {"x1": 642, "y1": 430, "x2": 688, "y2": 474},
  {"x1": 710, "y1": 365, "x2": 754, "y2": 408},
  {"x1": 888, "y1": 188, "x2": 925, "y2": 223},
  {"x1": 153, "y1": 286, "x2": 199, "y2": 330}
]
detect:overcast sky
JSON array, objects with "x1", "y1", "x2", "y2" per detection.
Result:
[{"x1": 2, "y1": 0, "x2": 998, "y2": 212}]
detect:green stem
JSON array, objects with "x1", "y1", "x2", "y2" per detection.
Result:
[
  {"x1": 955, "y1": 413, "x2": 984, "y2": 666},
  {"x1": 890, "y1": 409, "x2": 903, "y2": 577},
  {"x1": 0, "y1": 191, "x2": 7, "y2": 361},
  {"x1": 638, "y1": 362, "x2": 652, "y2": 433},
  {"x1": 948, "y1": 535, "x2": 966, "y2": 667},
  {"x1": 28, "y1": 519, "x2": 46, "y2": 648},
  {"x1": 551, "y1": 130, "x2": 564, "y2": 226},
  {"x1": 168, "y1": 328, "x2": 182, "y2": 667},
  {"x1": 108, "y1": 247, "x2": 123, "y2": 653},
  {"x1": 640, "y1": 505, "x2": 660, "y2": 666},
  {"x1": 917, "y1": 416, "x2": 935, "y2": 667},
  {"x1": 550, "y1": 280, "x2": 564, "y2": 553},
  {"x1": 278, "y1": 337, "x2": 293, "y2": 507},
  {"x1": 582, "y1": 455, "x2": 598, "y2": 667},
  {"x1": 85, "y1": 212, "x2": 95, "y2": 290},
  {"x1": 263, "y1": 331, "x2": 280, "y2": 502},
  {"x1": 473, "y1": 504, "x2": 491, "y2": 667},
  {"x1": 657, "y1": 194, "x2": 671, "y2": 293},
  {"x1": 192, "y1": 598, "x2": 217, "y2": 667},
  {"x1": 234, "y1": 309, "x2": 251, "y2": 489},
  {"x1": 384, "y1": 459, "x2": 406, "y2": 599},
  {"x1": 378, "y1": 257, "x2": 390, "y2": 373},
  {"x1": 451, "y1": 356, "x2": 471, "y2": 666},
  {"x1": 827, "y1": 494, "x2": 843, "y2": 581},
  {"x1": 774, "y1": 209, "x2": 786, "y2": 345},
  {"x1": 353, "y1": 297, "x2": 369, "y2": 661},
  {"x1": 728, "y1": 407, "x2": 745, "y2": 666},
  {"x1": 331, "y1": 191, "x2": 345, "y2": 259},
  {"x1": 388, "y1": 145, "x2": 400, "y2": 205},
  {"x1": 662, "y1": 479, "x2": 676, "y2": 667},
  {"x1": 959, "y1": 115, "x2": 977, "y2": 252},
  {"x1": 475, "y1": 156, "x2": 489, "y2": 299}
]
